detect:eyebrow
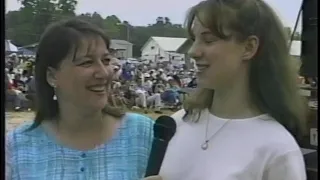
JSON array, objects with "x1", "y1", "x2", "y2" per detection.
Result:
[
  {"x1": 74, "y1": 52, "x2": 110, "y2": 62},
  {"x1": 200, "y1": 31, "x2": 212, "y2": 35},
  {"x1": 86, "y1": 52, "x2": 110, "y2": 58}
]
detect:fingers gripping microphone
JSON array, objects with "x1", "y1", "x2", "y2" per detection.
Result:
[{"x1": 145, "y1": 115, "x2": 177, "y2": 177}]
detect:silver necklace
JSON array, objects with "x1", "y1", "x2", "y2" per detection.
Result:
[{"x1": 201, "y1": 114, "x2": 231, "y2": 150}]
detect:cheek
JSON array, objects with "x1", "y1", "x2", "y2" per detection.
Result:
[
  {"x1": 205, "y1": 47, "x2": 241, "y2": 77},
  {"x1": 56, "y1": 68, "x2": 91, "y2": 89},
  {"x1": 204, "y1": 46, "x2": 227, "y2": 70}
]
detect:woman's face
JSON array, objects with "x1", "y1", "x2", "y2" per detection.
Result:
[
  {"x1": 188, "y1": 17, "x2": 250, "y2": 90},
  {"x1": 49, "y1": 35, "x2": 115, "y2": 111}
]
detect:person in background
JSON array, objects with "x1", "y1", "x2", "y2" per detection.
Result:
[
  {"x1": 124, "y1": 81, "x2": 139, "y2": 108},
  {"x1": 150, "y1": 70, "x2": 157, "y2": 79},
  {"x1": 187, "y1": 77, "x2": 198, "y2": 88},
  {"x1": 12, "y1": 74, "x2": 25, "y2": 91},
  {"x1": 121, "y1": 64, "x2": 133, "y2": 81},
  {"x1": 25, "y1": 60, "x2": 34, "y2": 76},
  {"x1": 6, "y1": 19, "x2": 154, "y2": 180},
  {"x1": 134, "y1": 78, "x2": 162, "y2": 114},
  {"x1": 160, "y1": 0, "x2": 307, "y2": 180},
  {"x1": 160, "y1": 76, "x2": 182, "y2": 109},
  {"x1": 110, "y1": 57, "x2": 122, "y2": 80},
  {"x1": 143, "y1": 73, "x2": 154, "y2": 94},
  {"x1": 157, "y1": 69, "x2": 167, "y2": 81},
  {"x1": 9, "y1": 53, "x2": 20, "y2": 67},
  {"x1": 21, "y1": 70, "x2": 32, "y2": 85},
  {"x1": 6, "y1": 60, "x2": 14, "y2": 72},
  {"x1": 171, "y1": 75, "x2": 182, "y2": 88},
  {"x1": 153, "y1": 79, "x2": 166, "y2": 94},
  {"x1": 5, "y1": 71, "x2": 20, "y2": 111}
]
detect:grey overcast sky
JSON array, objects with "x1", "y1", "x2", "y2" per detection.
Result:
[{"x1": 6, "y1": 0, "x2": 302, "y2": 30}]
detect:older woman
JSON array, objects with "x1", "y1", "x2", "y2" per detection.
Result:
[
  {"x1": 6, "y1": 19, "x2": 154, "y2": 180},
  {"x1": 159, "y1": 0, "x2": 307, "y2": 180}
]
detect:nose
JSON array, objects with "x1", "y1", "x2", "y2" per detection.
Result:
[
  {"x1": 93, "y1": 61, "x2": 112, "y2": 79},
  {"x1": 187, "y1": 42, "x2": 202, "y2": 60}
]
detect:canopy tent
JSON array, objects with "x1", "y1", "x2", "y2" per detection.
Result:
[
  {"x1": 5, "y1": 40, "x2": 19, "y2": 53},
  {"x1": 18, "y1": 47, "x2": 36, "y2": 56}
]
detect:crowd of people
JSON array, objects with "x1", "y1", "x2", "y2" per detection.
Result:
[
  {"x1": 5, "y1": 53, "x2": 198, "y2": 113},
  {"x1": 5, "y1": 53, "x2": 35, "y2": 111}
]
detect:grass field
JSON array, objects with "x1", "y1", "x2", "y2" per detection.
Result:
[{"x1": 5, "y1": 110, "x2": 174, "y2": 132}]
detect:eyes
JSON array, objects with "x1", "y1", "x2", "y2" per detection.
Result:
[
  {"x1": 77, "y1": 57, "x2": 111, "y2": 67},
  {"x1": 191, "y1": 32, "x2": 219, "y2": 45}
]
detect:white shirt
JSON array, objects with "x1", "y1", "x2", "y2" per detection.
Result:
[
  {"x1": 160, "y1": 73, "x2": 167, "y2": 81},
  {"x1": 144, "y1": 80, "x2": 153, "y2": 91},
  {"x1": 159, "y1": 109, "x2": 306, "y2": 180}
]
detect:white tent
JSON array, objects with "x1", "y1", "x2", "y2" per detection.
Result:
[{"x1": 5, "y1": 40, "x2": 18, "y2": 52}]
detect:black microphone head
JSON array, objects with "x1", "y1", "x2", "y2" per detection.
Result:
[{"x1": 154, "y1": 115, "x2": 176, "y2": 141}]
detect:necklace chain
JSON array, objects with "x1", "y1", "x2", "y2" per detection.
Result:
[{"x1": 201, "y1": 113, "x2": 231, "y2": 150}]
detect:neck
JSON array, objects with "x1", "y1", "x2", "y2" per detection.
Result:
[
  {"x1": 210, "y1": 74, "x2": 261, "y2": 119},
  {"x1": 56, "y1": 102, "x2": 104, "y2": 134}
]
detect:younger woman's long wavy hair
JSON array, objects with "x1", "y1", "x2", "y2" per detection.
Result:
[{"x1": 183, "y1": 0, "x2": 307, "y2": 140}]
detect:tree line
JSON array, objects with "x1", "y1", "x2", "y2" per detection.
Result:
[{"x1": 6, "y1": 0, "x2": 300, "y2": 57}]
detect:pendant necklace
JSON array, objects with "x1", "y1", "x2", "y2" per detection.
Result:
[{"x1": 201, "y1": 113, "x2": 231, "y2": 150}]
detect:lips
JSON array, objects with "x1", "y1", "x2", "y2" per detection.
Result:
[
  {"x1": 87, "y1": 85, "x2": 107, "y2": 94},
  {"x1": 196, "y1": 64, "x2": 210, "y2": 73}
]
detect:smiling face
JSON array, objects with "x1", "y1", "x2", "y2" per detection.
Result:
[
  {"x1": 47, "y1": 34, "x2": 115, "y2": 111},
  {"x1": 188, "y1": 17, "x2": 248, "y2": 90}
]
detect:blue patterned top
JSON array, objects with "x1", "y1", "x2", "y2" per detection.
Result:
[{"x1": 6, "y1": 113, "x2": 154, "y2": 180}]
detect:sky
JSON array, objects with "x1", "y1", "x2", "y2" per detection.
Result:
[{"x1": 6, "y1": 0, "x2": 302, "y2": 30}]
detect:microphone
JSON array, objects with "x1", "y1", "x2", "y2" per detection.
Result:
[{"x1": 145, "y1": 115, "x2": 177, "y2": 177}]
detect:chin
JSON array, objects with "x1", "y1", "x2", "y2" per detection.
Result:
[{"x1": 87, "y1": 98, "x2": 108, "y2": 110}]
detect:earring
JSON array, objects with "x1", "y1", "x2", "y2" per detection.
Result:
[{"x1": 51, "y1": 84, "x2": 57, "y2": 100}]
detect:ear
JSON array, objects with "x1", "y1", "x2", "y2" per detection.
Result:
[
  {"x1": 242, "y1": 35, "x2": 259, "y2": 61},
  {"x1": 46, "y1": 67, "x2": 58, "y2": 88}
]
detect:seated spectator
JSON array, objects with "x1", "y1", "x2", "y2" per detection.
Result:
[
  {"x1": 134, "y1": 79, "x2": 162, "y2": 113},
  {"x1": 5, "y1": 72, "x2": 29, "y2": 111},
  {"x1": 143, "y1": 74, "x2": 153, "y2": 94},
  {"x1": 21, "y1": 70, "x2": 31, "y2": 84},
  {"x1": 187, "y1": 77, "x2": 198, "y2": 88},
  {"x1": 157, "y1": 69, "x2": 168, "y2": 81},
  {"x1": 12, "y1": 74, "x2": 27, "y2": 93},
  {"x1": 161, "y1": 76, "x2": 182, "y2": 106},
  {"x1": 120, "y1": 82, "x2": 135, "y2": 108},
  {"x1": 152, "y1": 79, "x2": 166, "y2": 94}
]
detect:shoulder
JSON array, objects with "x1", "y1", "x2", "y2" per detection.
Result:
[
  {"x1": 6, "y1": 121, "x2": 41, "y2": 144},
  {"x1": 6, "y1": 121, "x2": 44, "y2": 158},
  {"x1": 124, "y1": 112, "x2": 154, "y2": 128},
  {"x1": 258, "y1": 116, "x2": 300, "y2": 149},
  {"x1": 261, "y1": 117, "x2": 306, "y2": 179},
  {"x1": 122, "y1": 112, "x2": 154, "y2": 137},
  {"x1": 120, "y1": 113, "x2": 154, "y2": 155},
  {"x1": 248, "y1": 115, "x2": 303, "y2": 158}
]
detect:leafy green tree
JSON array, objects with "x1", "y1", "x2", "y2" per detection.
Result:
[{"x1": 6, "y1": 2, "x2": 187, "y2": 57}]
